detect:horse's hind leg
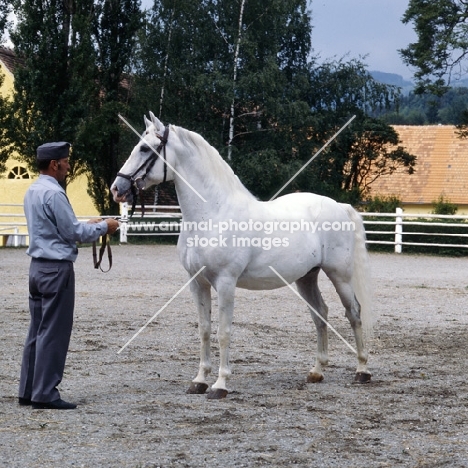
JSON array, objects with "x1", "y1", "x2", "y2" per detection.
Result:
[
  {"x1": 186, "y1": 277, "x2": 212, "y2": 394},
  {"x1": 324, "y1": 270, "x2": 370, "y2": 383},
  {"x1": 296, "y1": 269, "x2": 329, "y2": 383}
]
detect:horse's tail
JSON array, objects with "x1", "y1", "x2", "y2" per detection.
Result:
[{"x1": 342, "y1": 204, "x2": 375, "y2": 339}]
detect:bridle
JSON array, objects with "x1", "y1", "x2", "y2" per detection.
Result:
[{"x1": 116, "y1": 126, "x2": 170, "y2": 216}]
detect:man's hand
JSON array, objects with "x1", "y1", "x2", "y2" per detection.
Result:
[{"x1": 105, "y1": 218, "x2": 120, "y2": 235}]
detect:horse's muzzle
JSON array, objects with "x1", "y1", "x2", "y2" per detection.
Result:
[{"x1": 111, "y1": 184, "x2": 132, "y2": 203}]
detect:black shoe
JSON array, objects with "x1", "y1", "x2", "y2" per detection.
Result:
[
  {"x1": 32, "y1": 399, "x2": 77, "y2": 410},
  {"x1": 18, "y1": 397, "x2": 32, "y2": 406}
]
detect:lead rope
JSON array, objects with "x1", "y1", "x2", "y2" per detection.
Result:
[{"x1": 93, "y1": 234, "x2": 112, "y2": 272}]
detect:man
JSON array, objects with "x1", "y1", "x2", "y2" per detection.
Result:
[{"x1": 18, "y1": 142, "x2": 119, "y2": 410}]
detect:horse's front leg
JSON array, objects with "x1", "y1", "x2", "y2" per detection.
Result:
[
  {"x1": 207, "y1": 279, "x2": 236, "y2": 399},
  {"x1": 186, "y1": 277, "x2": 212, "y2": 395}
]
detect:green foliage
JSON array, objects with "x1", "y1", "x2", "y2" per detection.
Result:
[
  {"x1": 1, "y1": 0, "x2": 417, "y2": 210},
  {"x1": 0, "y1": 1, "x2": 12, "y2": 44},
  {"x1": 134, "y1": 0, "x2": 312, "y2": 147},
  {"x1": 431, "y1": 194, "x2": 458, "y2": 215},
  {"x1": 400, "y1": 0, "x2": 466, "y2": 96},
  {"x1": 362, "y1": 195, "x2": 402, "y2": 213},
  {"x1": 398, "y1": 0, "x2": 468, "y2": 145},
  {"x1": 3, "y1": 0, "x2": 143, "y2": 214},
  {"x1": 301, "y1": 60, "x2": 415, "y2": 200},
  {"x1": 377, "y1": 87, "x2": 468, "y2": 125},
  {"x1": 0, "y1": 71, "x2": 11, "y2": 173},
  {"x1": 131, "y1": 1, "x2": 413, "y2": 202}
]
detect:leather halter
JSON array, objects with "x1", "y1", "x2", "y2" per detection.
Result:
[{"x1": 116, "y1": 126, "x2": 169, "y2": 216}]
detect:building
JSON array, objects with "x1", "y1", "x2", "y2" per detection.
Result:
[{"x1": 368, "y1": 125, "x2": 468, "y2": 214}]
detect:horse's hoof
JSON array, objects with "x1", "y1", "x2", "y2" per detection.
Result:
[
  {"x1": 307, "y1": 372, "x2": 324, "y2": 383},
  {"x1": 354, "y1": 372, "x2": 372, "y2": 384},
  {"x1": 186, "y1": 382, "x2": 209, "y2": 394},
  {"x1": 207, "y1": 388, "x2": 228, "y2": 399}
]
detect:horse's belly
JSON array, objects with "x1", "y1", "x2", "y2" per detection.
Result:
[
  {"x1": 236, "y1": 259, "x2": 316, "y2": 290},
  {"x1": 236, "y1": 275, "x2": 288, "y2": 290}
]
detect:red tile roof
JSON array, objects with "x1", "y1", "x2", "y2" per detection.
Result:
[
  {"x1": 369, "y1": 125, "x2": 468, "y2": 204},
  {"x1": 0, "y1": 47, "x2": 21, "y2": 74}
]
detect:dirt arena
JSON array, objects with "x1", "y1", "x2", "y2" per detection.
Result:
[{"x1": 1, "y1": 244, "x2": 467, "y2": 467}]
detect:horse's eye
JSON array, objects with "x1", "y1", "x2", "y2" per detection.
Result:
[{"x1": 140, "y1": 145, "x2": 151, "y2": 153}]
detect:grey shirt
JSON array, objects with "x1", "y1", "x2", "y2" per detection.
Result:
[{"x1": 24, "y1": 174, "x2": 108, "y2": 262}]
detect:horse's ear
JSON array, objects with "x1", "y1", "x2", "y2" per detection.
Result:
[
  {"x1": 149, "y1": 111, "x2": 163, "y2": 132},
  {"x1": 144, "y1": 115, "x2": 151, "y2": 129}
]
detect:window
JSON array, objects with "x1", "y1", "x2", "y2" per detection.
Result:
[{"x1": 8, "y1": 166, "x2": 30, "y2": 179}]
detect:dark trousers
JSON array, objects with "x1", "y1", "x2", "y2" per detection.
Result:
[{"x1": 19, "y1": 259, "x2": 75, "y2": 403}]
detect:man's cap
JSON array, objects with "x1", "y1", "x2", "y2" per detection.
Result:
[{"x1": 36, "y1": 142, "x2": 71, "y2": 161}]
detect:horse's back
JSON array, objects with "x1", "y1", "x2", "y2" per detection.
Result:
[{"x1": 265, "y1": 192, "x2": 353, "y2": 225}]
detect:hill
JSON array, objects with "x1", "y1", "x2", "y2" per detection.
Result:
[{"x1": 370, "y1": 71, "x2": 414, "y2": 95}]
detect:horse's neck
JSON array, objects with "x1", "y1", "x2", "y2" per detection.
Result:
[{"x1": 173, "y1": 128, "x2": 255, "y2": 219}]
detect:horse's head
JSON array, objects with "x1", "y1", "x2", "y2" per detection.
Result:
[{"x1": 111, "y1": 112, "x2": 172, "y2": 204}]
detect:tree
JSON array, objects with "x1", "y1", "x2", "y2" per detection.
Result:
[
  {"x1": 342, "y1": 118, "x2": 416, "y2": 193},
  {"x1": 290, "y1": 59, "x2": 415, "y2": 203},
  {"x1": 131, "y1": 1, "x2": 415, "y2": 202},
  {"x1": 400, "y1": 1, "x2": 468, "y2": 136},
  {"x1": 7, "y1": 0, "x2": 81, "y2": 158},
  {"x1": 0, "y1": 1, "x2": 12, "y2": 44},
  {"x1": 75, "y1": 0, "x2": 143, "y2": 213},
  {"x1": 3, "y1": 0, "x2": 142, "y2": 213},
  {"x1": 400, "y1": 0, "x2": 468, "y2": 95},
  {"x1": 135, "y1": 0, "x2": 311, "y2": 137},
  {"x1": 0, "y1": 72, "x2": 12, "y2": 173},
  {"x1": 0, "y1": 1, "x2": 14, "y2": 171},
  {"x1": 134, "y1": 0, "x2": 318, "y2": 198},
  {"x1": 377, "y1": 87, "x2": 468, "y2": 125},
  {"x1": 131, "y1": 0, "x2": 232, "y2": 143}
]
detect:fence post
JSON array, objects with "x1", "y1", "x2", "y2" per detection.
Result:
[
  {"x1": 395, "y1": 207, "x2": 403, "y2": 253},
  {"x1": 13, "y1": 226, "x2": 19, "y2": 247},
  {"x1": 120, "y1": 203, "x2": 128, "y2": 243}
]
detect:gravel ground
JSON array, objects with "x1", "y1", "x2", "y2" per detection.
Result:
[{"x1": 1, "y1": 244, "x2": 467, "y2": 467}]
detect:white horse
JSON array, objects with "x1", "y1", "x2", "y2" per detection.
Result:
[{"x1": 111, "y1": 112, "x2": 374, "y2": 399}]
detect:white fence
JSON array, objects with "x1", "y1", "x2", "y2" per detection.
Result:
[
  {"x1": 120, "y1": 206, "x2": 468, "y2": 253},
  {"x1": 0, "y1": 203, "x2": 123, "y2": 247},
  {"x1": 2, "y1": 204, "x2": 468, "y2": 253},
  {"x1": 0, "y1": 204, "x2": 28, "y2": 246},
  {"x1": 119, "y1": 202, "x2": 182, "y2": 243},
  {"x1": 362, "y1": 208, "x2": 468, "y2": 253}
]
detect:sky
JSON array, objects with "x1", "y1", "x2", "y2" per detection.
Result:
[{"x1": 310, "y1": 0, "x2": 417, "y2": 80}]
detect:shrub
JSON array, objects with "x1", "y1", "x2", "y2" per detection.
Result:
[
  {"x1": 431, "y1": 195, "x2": 458, "y2": 215},
  {"x1": 362, "y1": 194, "x2": 402, "y2": 213}
]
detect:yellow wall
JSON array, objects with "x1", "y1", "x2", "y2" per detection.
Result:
[
  {"x1": 1, "y1": 157, "x2": 100, "y2": 217},
  {"x1": 0, "y1": 58, "x2": 14, "y2": 99},
  {"x1": 398, "y1": 204, "x2": 468, "y2": 216},
  {"x1": 0, "y1": 157, "x2": 99, "y2": 246}
]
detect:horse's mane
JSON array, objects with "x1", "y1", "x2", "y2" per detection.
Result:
[{"x1": 171, "y1": 125, "x2": 256, "y2": 201}]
